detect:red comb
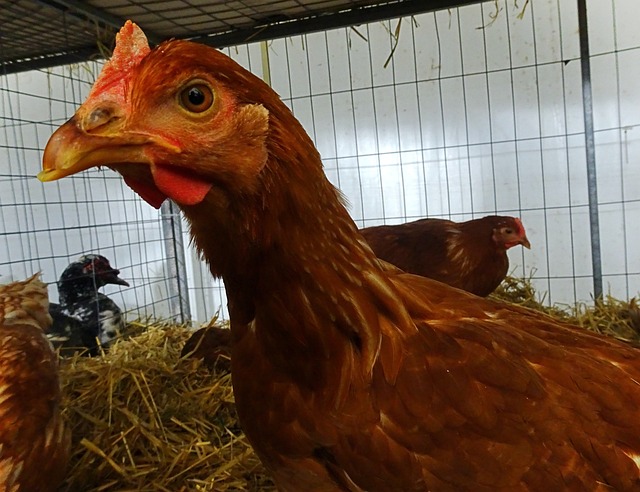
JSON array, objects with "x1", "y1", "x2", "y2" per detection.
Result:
[
  {"x1": 85, "y1": 21, "x2": 150, "y2": 106},
  {"x1": 514, "y1": 217, "x2": 525, "y2": 234}
]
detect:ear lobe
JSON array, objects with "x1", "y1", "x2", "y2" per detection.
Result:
[
  {"x1": 238, "y1": 103, "x2": 269, "y2": 135},
  {"x1": 233, "y1": 104, "x2": 269, "y2": 174}
]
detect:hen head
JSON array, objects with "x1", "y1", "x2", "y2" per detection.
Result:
[
  {"x1": 59, "y1": 254, "x2": 129, "y2": 290},
  {"x1": 0, "y1": 274, "x2": 52, "y2": 331},
  {"x1": 491, "y1": 217, "x2": 530, "y2": 251},
  {"x1": 39, "y1": 21, "x2": 275, "y2": 210}
]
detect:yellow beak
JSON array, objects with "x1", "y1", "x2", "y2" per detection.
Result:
[{"x1": 38, "y1": 116, "x2": 159, "y2": 182}]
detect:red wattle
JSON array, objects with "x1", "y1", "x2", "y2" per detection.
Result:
[
  {"x1": 123, "y1": 175, "x2": 168, "y2": 209},
  {"x1": 151, "y1": 164, "x2": 212, "y2": 206}
]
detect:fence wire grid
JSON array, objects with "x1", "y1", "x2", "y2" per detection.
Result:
[{"x1": 1, "y1": 0, "x2": 638, "y2": 323}]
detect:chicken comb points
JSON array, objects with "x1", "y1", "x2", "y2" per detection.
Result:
[
  {"x1": 86, "y1": 21, "x2": 150, "y2": 105},
  {"x1": 514, "y1": 217, "x2": 525, "y2": 235}
]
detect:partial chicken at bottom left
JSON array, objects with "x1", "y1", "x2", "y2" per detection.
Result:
[{"x1": 0, "y1": 274, "x2": 70, "y2": 491}]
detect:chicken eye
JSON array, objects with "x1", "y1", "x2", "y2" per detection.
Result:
[
  {"x1": 179, "y1": 84, "x2": 214, "y2": 113},
  {"x1": 504, "y1": 228, "x2": 513, "y2": 234}
]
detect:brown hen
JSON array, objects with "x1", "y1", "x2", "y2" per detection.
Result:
[
  {"x1": 0, "y1": 274, "x2": 70, "y2": 491},
  {"x1": 360, "y1": 216, "x2": 530, "y2": 296},
  {"x1": 40, "y1": 21, "x2": 640, "y2": 491}
]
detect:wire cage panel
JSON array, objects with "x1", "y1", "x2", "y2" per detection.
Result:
[
  {"x1": 183, "y1": 0, "x2": 638, "y2": 319},
  {"x1": 1, "y1": 0, "x2": 639, "y2": 324},
  {"x1": 0, "y1": 63, "x2": 189, "y2": 323}
]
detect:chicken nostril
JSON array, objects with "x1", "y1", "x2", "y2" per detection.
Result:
[{"x1": 83, "y1": 107, "x2": 117, "y2": 132}]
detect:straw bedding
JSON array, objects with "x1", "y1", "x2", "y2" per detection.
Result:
[
  {"x1": 58, "y1": 321, "x2": 274, "y2": 491},
  {"x1": 491, "y1": 275, "x2": 640, "y2": 345}
]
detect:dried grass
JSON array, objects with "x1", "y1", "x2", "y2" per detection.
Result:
[
  {"x1": 492, "y1": 275, "x2": 640, "y2": 345},
  {"x1": 58, "y1": 321, "x2": 274, "y2": 492}
]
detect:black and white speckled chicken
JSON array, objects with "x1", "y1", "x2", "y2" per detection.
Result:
[
  {"x1": 0, "y1": 273, "x2": 70, "y2": 491},
  {"x1": 48, "y1": 254, "x2": 129, "y2": 355}
]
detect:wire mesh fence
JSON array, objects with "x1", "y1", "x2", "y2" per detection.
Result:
[
  {"x1": 1, "y1": 0, "x2": 639, "y2": 324},
  {"x1": 256, "y1": 0, "x2": 639, "y2": 310},
  {"x1": 0, "y1": 61, "x2": 187, "y2": 323}
]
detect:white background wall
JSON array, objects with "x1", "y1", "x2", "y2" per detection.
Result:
[{"x1": 1, "y1": 0, "x2": 639, "y2": 323}]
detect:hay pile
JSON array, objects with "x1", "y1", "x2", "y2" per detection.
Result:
[
  {"x1": 572, "y1": 296, "x2": 640, "y2": 344},
  {"x1": 58, "y1": 277, "x2": 640, "y2": 491},
  {"x1": 58, "y1": 321, "x2": 275, "y2": 492},
  {"x1": 492, "y1": 276, "x2": 640, "y2": 345}
]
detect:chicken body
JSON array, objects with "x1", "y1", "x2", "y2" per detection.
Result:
[
  {"x1": 41, "y1": 22, "x2": 640, "y2": 491},
  {"x1": 360, "y1": 216, "x2": 530, "y2": 296},
  {"x1": 49, "y1": 254, "x2": 129, "y2": 355},
  {"x1": 0, "y1": 275, "x2": 70, "y2": 491}
]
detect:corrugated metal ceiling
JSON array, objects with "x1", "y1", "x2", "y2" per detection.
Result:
[{"x1": 0, "y1": 0, "x2": 481, "y2": 74}]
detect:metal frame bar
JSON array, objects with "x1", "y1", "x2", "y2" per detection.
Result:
[
  {"x1": 192, "y1": 0, "x2": 485, "y2": 48},
  {"x1": 1, "y1": 48, "x2": 100, "y2": 74},
  {"x1": 161, "y1": 200, "x2": 192, "y2": 323},
  {"x1": 577, "y1": 0, "x2": 603, "y2": 299}
]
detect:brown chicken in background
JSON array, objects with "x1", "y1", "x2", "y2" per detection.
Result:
[
  {"x1": 360, "y1": 216, "x2": 530, "y2": 296},
  {"x1": 0, "y1": 274, "x2": 70, "y2": 491},
  {"x1": 41, "y1": 21, "x2": 640, "y2": 491}
]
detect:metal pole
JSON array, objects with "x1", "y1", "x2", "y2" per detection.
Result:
[
  {"x1": 577, "y1": 0, "x2": 603, "y2": 300},
  {"x1": 160, "y1": 200, "x2": 192, "y2": 323}
]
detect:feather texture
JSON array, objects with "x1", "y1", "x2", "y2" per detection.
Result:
[{"x1": 0, "y1": 275, "x2": 70, "y2": 491}]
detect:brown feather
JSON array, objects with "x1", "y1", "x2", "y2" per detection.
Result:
[{"x1": 0, "y1": 275, "x2": 70, "y2": 492}]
